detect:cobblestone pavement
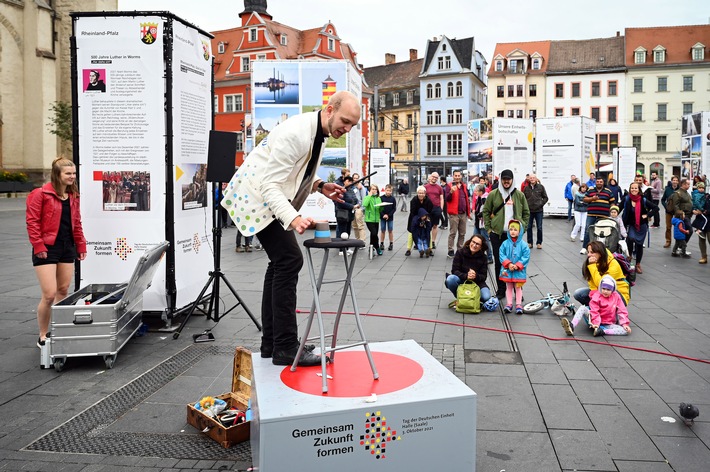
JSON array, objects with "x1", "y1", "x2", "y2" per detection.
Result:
[{"x1": 1, "y1": 195, "x2": 708, "y2": 471}]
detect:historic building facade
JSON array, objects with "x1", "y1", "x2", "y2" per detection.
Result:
[
  {"x1": 0, "y1": 0, "x2": 116, "y2": 179},
  {"x1": 210, "y1": 0, "x2": 366, "y2": 167}
]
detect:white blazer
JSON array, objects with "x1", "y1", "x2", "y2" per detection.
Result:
[{"x1": 221, "y1": 111, "x2": 324, "y2": 236}]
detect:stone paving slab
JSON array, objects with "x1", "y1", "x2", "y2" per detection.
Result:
[{"x1": 1, "y1": 198, "x2": 710, "y2": 471}]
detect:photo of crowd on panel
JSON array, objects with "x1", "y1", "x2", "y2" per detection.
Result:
[{"x1": 100, "y1": 170, "x2": 151, "y2": 211}]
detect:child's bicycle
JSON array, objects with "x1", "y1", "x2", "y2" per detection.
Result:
[{"x1": 522, "y1": 282, "x2": 576, "y2": 316}]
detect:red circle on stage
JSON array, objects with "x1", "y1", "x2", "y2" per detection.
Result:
[{"x1": 280, "y1": 351, "x2": 424, "y2": 397}]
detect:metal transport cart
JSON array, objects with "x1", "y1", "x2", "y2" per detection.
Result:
[{"x1": 49, "y1": 242, "x2": 168, "y2": 372}]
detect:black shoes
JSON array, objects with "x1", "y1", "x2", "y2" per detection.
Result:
[
  {"x1": 261, "y1": 343, "x2": 315, "y2": 359},
  {"x1": 36, "y1": 332, "x2": 50, "y2": 348},
  {"x1": 272, "y1": 347, "x2": 323, "y2": 366}
]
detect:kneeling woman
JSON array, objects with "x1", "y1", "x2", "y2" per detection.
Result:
[
  {"x1": 574, "y1": 241, "x2": 630, "y2": 307},
  {"x1": 445, "y1": 234, "x2": 492, "y2": 304}
]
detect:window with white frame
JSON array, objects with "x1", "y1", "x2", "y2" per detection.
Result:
[
  {"x1": 656, "y1": 135, "x2": 667, "y2": 152},
  {"x1": 692, "y1": 44, "x2": 705, "y2": 61},
  {"x1": 426, "y1": 135, "x2": 441, "y2": 156},
  {"x1": 328, "y1": 38, "x2": 335, "y2": 51},
  {"x1": 447, "y1": 134, "x2": 462, "y2": 156},
  {"x1": 236, "y1": 133, "x2": 244, "y2": 152},
  {"x1": 218, "y1": 42, "x2": 225, "y2": 54},
  {"x1": 456, "y1": 81, "x2": 463, "y2": 96},
  {"x1": 633, "y1": 78, "x2": 643, "y2": 93},
  {"x1": 495, "y1": 60, "x2": 503, "y2": 71},
  {"x1": 406, "y1": 90, "x2": 414, "y2": 104},
  {"x1": 434, "y1": 83, "x2": 441, "y2": 98},
  {"x1": 634, "y1": 49, "x2": 646, "y2": 64},
  {"x1": 657, "y1": 103, "x2": 667, "y2": 121},
  {"x1": 633, "y1": 104, "x2": 643, "y2": 121},
  {"x1": 653, "y1": 47, "x2": 665, "y2": 63},
  {"x1": 434, "y1": 110, "x2": 441, "y2": 125},
  {"x1": 447, "y1": 82, "x2": 454, "y2": 97},
  {"x1": 280, "y1": 34, "x2": 287, "y2": 46},
  {"x1": 214, "y1": 95, "x2": 219, "y2": 113},
  {"x1": 379, "y1": 95, "x2": 386, "y2": 108},
  {"x1": 683, "y1": 76, "x2": 693, "y2": 91},
  {"x1": 249, "y1": 28, "x2": 257, "y2": 42},
  {"x1": 657, "y1": 77, "x2": 667, "y2": 92},
  {"x1": 426, "y1": 84, "x2": 433, "y2": 99},
  {"x1": 507, "y1": 110, "x2": 514, "y2": 118},
  {"x1": 426, "y1": 111, "x2": 433, "y2": 125},
  {"x1": 632, "y1": 135, "x2": 641, "y2": 151},
  {"x1": 224, "y1": 94, "x2": 243, "y2": 112},
  {"x1": 455, "y1": 109, "x2": 462, "y2": 124},
  {"x1": 241, "y1": 57, "x2": 250, "y2": 72},
  {"x1": 532, "y1": 58, "x2": 540, "y2": 70},
  {"x1": 683, "y1": 103, "x2": 693, "y2": 116},
  {"x1": 406, "y1": 114, "x2": 413, "y2": 128},
  {"x1": 393, "y1": 93, "x2": 400, "y2": 106},
  {"x1": 447, "y1": 109, "x2": 454, "y2": 124},
  {"x1": 516, "y1": 110, "x2": 523, "y2": 119}
]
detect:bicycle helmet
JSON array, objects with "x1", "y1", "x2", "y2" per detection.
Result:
[{"x1": 483, "y1": 297, "x2": 500, "y2": 312}]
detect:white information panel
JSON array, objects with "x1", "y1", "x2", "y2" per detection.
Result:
[
  {"x1": 369, "y1": 148, "x2": 391, "y2": 192},
  {"x1": 492, "y1": 118, "x2": 533, "y2": 186},
  {"x1": 614, "y1": 147, "x2": 637, "y2": 193},
  {"x1": 75, "y1": 16, "x2": 167, "y2": 302},
  {"x1": 537, "y1": 117, "x2": 596, "y2": 216}
]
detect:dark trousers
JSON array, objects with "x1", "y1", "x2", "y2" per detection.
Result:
[
  {"x1": 257, "y1": 220, "x2": 302, "y2": 352},
  {"x1": 441, "y1": 210, "x2": 449, "y2": 227},
  {"x1": 366, "y1": 221, "x2": 379, "y2": 247},
  {"x1": 582, "y1": 215, "x2": 600, "y2": 249},
  {"x1": 490, "y1": 231, "x2": 508, "y2": 297},
  {"x1": 567, "y1": 199, "x2": 573, "y2": 221},
  {"x1": 527, "y1": 211, "x2": 544, "y2": 245},
  {"x1": 651, "y1": 199, "x2": 661, "y2": 226}
]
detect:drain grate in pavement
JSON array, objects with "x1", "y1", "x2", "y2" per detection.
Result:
[
  {"x1": 465, "y1": 349, "x2": 523, "y2": 365},
  {"x1": 24, "y1": 344, "x2": 252, "y2": 462}
]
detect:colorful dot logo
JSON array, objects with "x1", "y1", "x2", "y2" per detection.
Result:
[
  {"x1": 114, "y1": 237, "x2": 134, "y2": 261},
  {"x1": 360, "y1": 411, "x2": 401, "y2": 460},
  {"x1": 192, "y1": 233, "x2": 201, "y2": 253}
]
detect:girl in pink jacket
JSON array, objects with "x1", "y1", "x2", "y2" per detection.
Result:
[{"x1": 561, "y1": 274, "x2": 631, "y2": 337}]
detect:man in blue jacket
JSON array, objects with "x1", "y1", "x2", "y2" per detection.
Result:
[{"x1": 564, "y1": 174, "x2": 576, "y2": 222}]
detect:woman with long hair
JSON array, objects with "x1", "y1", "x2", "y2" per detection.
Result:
[
  {"x1": 622, "y1": 182, "x2": 657, "y2": 274},
  {"x1": 26, "y1": 158, "x2": 87, "y2": 347},
  {"x1": 445, "y1": 234, "x2": 492, "y2": 305},
  {"x1": 574, "y1": 241, "x2": 630, "y2": 307}
]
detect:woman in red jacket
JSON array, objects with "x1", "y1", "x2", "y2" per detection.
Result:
[{"x1": 26, "y1": 158, "x2": 87, "y2": 347}]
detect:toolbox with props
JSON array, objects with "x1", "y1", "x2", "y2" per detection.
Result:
[
  {"x1": 49, "y1": 241, "x2": 168, "y2": 372},
  {"x1": 186, "y1": 347, "x2": 252, "y2": 448}
]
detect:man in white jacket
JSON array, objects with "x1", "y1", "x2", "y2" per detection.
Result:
[{"x1": 222, "y1": 91, "x2": 361, "y2": 366}]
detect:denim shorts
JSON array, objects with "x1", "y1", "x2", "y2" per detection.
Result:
[
  {"x1": 32, "y1": 240, "x2": 77, "y2": 266},
  {"x1": 380, "y1": 219, "x2": 394, "y2": 232}
]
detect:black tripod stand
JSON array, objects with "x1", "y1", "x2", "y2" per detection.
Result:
[{"x1": 173, "y1": 182, "x2": 261, "y2": 340}]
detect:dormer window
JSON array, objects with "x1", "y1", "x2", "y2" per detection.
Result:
[
  {"x1": 249, "y1": 28, "x2": 257, "y2": 42},
  {"x1": 328, "y1": 38, "x2": 335, "y2": 51},
  {"x1": 218, "y1": 42, "x2": 225, "y2": 54},
  {"x1": 495, "y1": 60, "x2": 503, "y2": 71},
  {"x1": 692, "y1": 43, "x2": 705, "y2": 61},
  {"x1": 531, "y1": 58, "x2": 541, "y2": 70},
  {"x1": 280, "y1": 34, "x2": 287, "y2": 46},
  {"x1": 634, "y1": 47, "x2": 646, "y2": 64},
  {"x1": 653, "y1": 46, "x2": 666, "y2": 63}
]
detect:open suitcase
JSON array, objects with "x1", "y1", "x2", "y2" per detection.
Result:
[{"x1": 49, "y1": 241, "x2": 168, "y2": 372}]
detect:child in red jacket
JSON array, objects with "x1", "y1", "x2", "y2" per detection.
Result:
[{"x1": 561, "y1": 275, "x2": 631, "y2": 337}]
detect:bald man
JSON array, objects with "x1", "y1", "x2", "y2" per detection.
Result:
[{"x1": 222, "y1": 91, "x2": 361, "y2": 367}]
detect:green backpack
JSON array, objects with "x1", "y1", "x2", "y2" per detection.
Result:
[{"x1": 456, "y1": 280, "x2": 482, "y2": 314}]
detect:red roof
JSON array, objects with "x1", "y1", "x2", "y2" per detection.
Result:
[
  {"x1": 625, "y1": 24, "x2": 710, "y2": 66},
  {"x1": 488, "y1": 40, "x2": 552, "y2": 76}
]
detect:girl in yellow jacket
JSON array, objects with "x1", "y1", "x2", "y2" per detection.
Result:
[{"x1": 573, "y1": 240, "x2": 630, "y2": 306}]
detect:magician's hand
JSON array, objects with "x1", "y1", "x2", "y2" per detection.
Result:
[
  {"x1": 323, "y1": 182, "x2": 345, "y2": 203},
  {"x1": 290, "y1": 216, "x2": 316, "y2": 234}
]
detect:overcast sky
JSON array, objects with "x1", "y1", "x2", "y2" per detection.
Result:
[{"x1": 118, "y1": 0, "x2": 706, "y2": 68}]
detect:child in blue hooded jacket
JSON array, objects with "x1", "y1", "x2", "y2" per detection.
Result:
[{"x1": 499, "y1": 219, "x2": 530, "y2": 314}]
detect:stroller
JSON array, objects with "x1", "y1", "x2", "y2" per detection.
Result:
[{"x1": 587, "y1": 218, "x2": 622, "y2": 254}]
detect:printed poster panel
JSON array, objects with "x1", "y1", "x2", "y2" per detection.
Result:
[
  {"x1": 492, "y1": 118, "x2": 533, "y2": 187},
  {"x1": 369, "y1": 148, "x2": 391, "y2": 192},
  {"x1": 466, "y1": 119, "x2": 493, "y2": 184},
  {"x1": 681, "y1": 112, "x2": 708, "y2": 182},
  {"x1": 170, "y1": 20, "x2": 213, "y2": 308},
  {"x1": 536, "y1": 117, "x2": 595, "y2": 215},
  {"x1": 251, "y1": 61, "x2": 358, "y2": 224},
  {"x1": 614, "y1": 147, "x2": 637, "y2": 192},
  {"x1": 75, "y1": 16, "x2": 167, "y2": 303}
]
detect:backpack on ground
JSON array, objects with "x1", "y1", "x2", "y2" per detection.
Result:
[
  {"x1": 456, "y1": 280, "x2": 482, "y2": 314},
  {"x1": 612, "y1": 252, "x2": 636, "y2": 286}
]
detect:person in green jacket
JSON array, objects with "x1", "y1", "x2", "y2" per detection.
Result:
[
  {"x1": 482, "y1": 169, "x2": 530, "y2": 300},
  {"x1": 363, "y1": 184, "x2": 383, "y2": 255}
]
